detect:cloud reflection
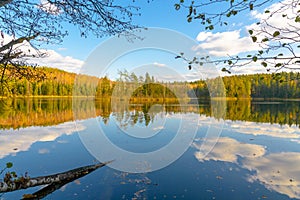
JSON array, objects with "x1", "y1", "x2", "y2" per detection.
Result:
[
  {"x1": 226, "y1": 120, "x2": 300, "y2": 140},
  {"x1": 243, "y1": 152, "x2": 300, "y2": 199},
  {"x1": 197, "y1": 116, "x2": 300, "y2": 142},
  {"x1": 193, "y1": 137, "x2": 266, "y2": 163},
  {"x1": 193, "y1": 135, "x2": 300, "y2": 198},
  {"x1": 0, "y1": 122, "x2": 85, "y2": 159}
]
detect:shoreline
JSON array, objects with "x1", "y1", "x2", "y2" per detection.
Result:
[{"x1": 1, "y1": 96, "x2": 300, "y2": 102}]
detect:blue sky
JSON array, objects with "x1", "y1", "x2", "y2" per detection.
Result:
[
  {"x1": 11, "y1": 0, "x2": 298, "y2": 81},
  {"x1": 52, "y1": 1, "x2": 251, "y2": 58},
  {"x1": 49, "y1": 1, "x2": 208, "y2": 60}
]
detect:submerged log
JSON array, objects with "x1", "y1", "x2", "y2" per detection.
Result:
[
  {"x1": 21, "y1": 177, "x2": 75, "y2": 200},
  {"x1": 0, "y1": 161, "x2": 112, "y2": 194}
]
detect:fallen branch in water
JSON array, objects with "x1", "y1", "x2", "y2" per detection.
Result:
[{"x1": 0, "y1": 161, "x2": 112, "y2": 194}]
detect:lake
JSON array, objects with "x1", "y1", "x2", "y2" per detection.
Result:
[{"x1": 0, "y1": 98, "x2": 300, "y2": 199}]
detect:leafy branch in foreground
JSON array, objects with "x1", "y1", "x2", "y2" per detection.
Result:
[
  {"x1": 174, "y1": 0, "x2": 270, "y2": 28},
  {"x1": 176, "y1": 49, "x2": 300, "y2": 74},
  {"x1": 175, "y1": 0, "x2": 300, "y2": 73}
]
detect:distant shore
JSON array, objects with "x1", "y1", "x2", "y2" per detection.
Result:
[{"x1": 1, "y1": 96, "x2": 300, "y2": 103}]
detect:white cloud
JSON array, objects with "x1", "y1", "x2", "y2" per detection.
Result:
[
  {"x1": 29, "y1": 49, "x2": 83, "y2": 73},
  {"x1": 183, "y1": 71, "x2": 203, "y2": 81},
  {"x1": 158, "y1": 71, "x2": 203, "y2": 81},
  {"x1": 195, "y1": 0, "x2": 300, "y2": 58},
  {"x1": 228, "y1": 63, "x2": 269, "y2": 75},
  {"x1": 194, "y1": 30, "x2": 260, "y2": 56},
  {"x1": 0, "y1": 33, "x2": 83, "y2": 73},
  {"x1": 252, "y1": 3, "x2": 300, "y2": 74},
  {"x1": 157, "y1": 65, "x2": 224, "y2": 81},
  {"x1": 58, "y1": 47, "x2": 67, "y2": 51},
  {"x1": 250, "y1": 0, "x2": 300, "y2": 32},
  {"x1": 193, "y1": 0, "x2": 300, "y2": 75},
  {"x1": 153, "y1": 62, "x2": 166, "y2": 67},
  {"x1": 248, "y1": 0, "x2": 300, "y2": 68},
  {"x1": 38, "y1": 0, "x2": 61, "y2": 15},
  {"x1": 196, "y1": 32, "x2": 213, "y2": 42}
]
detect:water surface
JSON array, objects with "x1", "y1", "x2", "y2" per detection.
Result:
[{"x1": 0, "y1": 98, "x2": 299, "y2": 199}]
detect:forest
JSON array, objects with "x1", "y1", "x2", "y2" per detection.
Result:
[
  {"x1": 191, "y1": 72, "x2": 300, "y2": 99},
  {"x1": 1, "y1": 65, "x2": 300, "y2": 99}
]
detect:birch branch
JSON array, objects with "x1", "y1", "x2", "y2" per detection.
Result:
[{"x1": 0, "y1": 161, "x2": 112, "y2": 193}]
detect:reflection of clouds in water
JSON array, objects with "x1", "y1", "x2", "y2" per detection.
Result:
[
  {"x1": 198, "y1": 115, "x2": 222, "y2": 125},
  {"x1": 0, "y1": 122, "x2": 85, "y2": 159},
  {"x1": 152, "y1": 126, "x2": 164, "y2": 131},
  {"x1": 193, "y1": 136, "x2": 300, "y2": 199},
  {"x1": 291, "y1": 139, "x2": 300, "y2": 144},
  {"x1": 193, "y1": 137, "x2": 266, "y2": 163},
  {"x1": 243, "y1": 152, "x2": 300, "y2": 199},
  {"x1": 198, "y1": 115, "x2": 300, "y2": 140},
  {"x1": 197, "y1": 115, "x2": 226, "y2": 130},
  {"x1": 38, "y1": 148, "x2": 50, "y2": 154},
  {"x1": 226, "y1": 120, "x2": 300, "y2": 139}
]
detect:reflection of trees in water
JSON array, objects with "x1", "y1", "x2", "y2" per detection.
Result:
[
  {"x1": 0, "y1": 98, "x2": 112, "y2": 130},
  {"x1": 1, "y1": 98, "x2": 300, "y2": 130},
  {"x1": 0, "y1": 98, "x2": 74, "y2": 129},
  {"x1": 226, "y1": 100, "x2": 300, "y2": 127},
  {"x1": 112, "y1": 103, "x2": 159, "y2": 127}
]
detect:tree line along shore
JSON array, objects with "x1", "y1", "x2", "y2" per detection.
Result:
[{"x1": 1, "y1": 66, "x2": 300, "y2": 99}]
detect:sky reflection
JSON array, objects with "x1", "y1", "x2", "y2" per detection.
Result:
[
  {"x1": 0, "y1": 121, "x2": 84, "y2": 159},
  {"x1": 193, "y1": 131, "x2": 300, "y2": 199}
]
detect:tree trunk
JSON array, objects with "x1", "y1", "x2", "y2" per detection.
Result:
[{"x1": 0, "y1": 161, "x2": 112, "y2": 194}]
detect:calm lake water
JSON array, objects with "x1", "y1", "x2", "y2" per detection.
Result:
[{"x1": 0, "y1": 98, "x2": 300, "y2": 199}]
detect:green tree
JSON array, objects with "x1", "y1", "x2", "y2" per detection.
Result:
[{"x1": 97, "y1": 76, "x2": 112, "y2": 97}]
